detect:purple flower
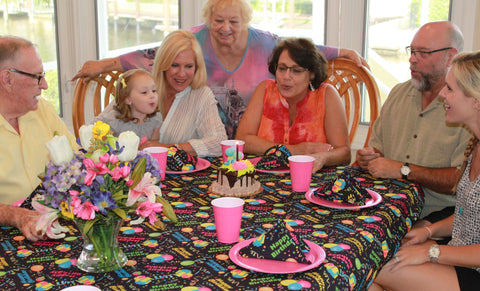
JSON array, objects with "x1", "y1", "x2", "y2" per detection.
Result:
[{"x1": 93, "y1": 191, "x2": 117, "y2": 215}]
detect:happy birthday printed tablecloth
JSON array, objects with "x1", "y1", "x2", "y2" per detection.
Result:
[{"x1": 0, "y1": 159, "x2": 423, "y2": 291}]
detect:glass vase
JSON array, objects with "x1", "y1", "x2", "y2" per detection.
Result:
[{"x1": 75, "y1": 218, "x2": 127, "y2": 273}]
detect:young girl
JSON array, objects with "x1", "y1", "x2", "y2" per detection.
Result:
[
  {"x1": 95, "y1": 69, "x2": 162, "y2": 140},
  {"x1": 369, "y1": 51, "x2": 480, "y2": 291}
]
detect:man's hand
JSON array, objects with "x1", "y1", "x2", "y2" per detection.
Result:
[{"x1": 356, "y1": 146, "x2": 380, "y2": 169}]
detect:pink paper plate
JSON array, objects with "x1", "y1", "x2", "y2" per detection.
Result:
[
  {"x1": 229, "y1": 238, "x2": 325, "y2": 274},
  {"x1": 165, "y1": 158, "x2": 211, "y2": 174},
  {"x1": 305, "y1": 188, "x2": 382, "y2": 209},
  {"x1": 250, "y1": 157, "x2": 290, "y2": 174}
]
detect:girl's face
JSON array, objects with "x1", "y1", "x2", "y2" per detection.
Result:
[
  {"x1": 210, "y1": 5, "x2": 245, "y2": 48},
  {"x1": 165, "y1": 49, "x2": 196, "y2": 96},
  {"x1": 275, "y1": 50, "x2": 313, "y2": 102},
  {"x1": 126, "y1": 73, "x2": 158, "y2": 120},
  {"x1": 439, "y1": 68, "x2": 477, "y2": 125}
]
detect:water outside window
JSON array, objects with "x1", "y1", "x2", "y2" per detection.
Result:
[
  {"x1": 366, "y1": 0, "x2": 450, "y2": 104},
  {"x1": 98, "y1": 0, "x2": 179, "y2": 59},
  {"x1": 249, "y1": 0, "x2": 325, "y2": 45},
  {"x1": 0, "y1": 1, "x2": 59, "y2": 113}
]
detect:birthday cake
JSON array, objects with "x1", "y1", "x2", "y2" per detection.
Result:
[{"x1": 209, "y1": 159, "x2": 262, "y2": 197}]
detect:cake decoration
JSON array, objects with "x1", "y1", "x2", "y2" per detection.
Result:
[
  {"x1": 239, "y1": 220, "x2": 312, "y2": 264},
  {"x1": 255, "y1": 144, "x2": 291, "y2": 171},
  {"x1": 166, "y1": 145, "x2": 198, "y2": 171}
]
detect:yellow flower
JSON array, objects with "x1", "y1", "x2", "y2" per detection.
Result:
[
  {"x1": 121, "y1": 78, "x2": 127, "y2": 88},
  {"x1": 92, "y1": 121, "x2": 110, "y2": 140},
  {"x1": 60, "y1": 201, "x2": 74, "y2": 219}
]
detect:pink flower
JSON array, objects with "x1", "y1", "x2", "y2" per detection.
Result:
[
  {"x1": 109, "y1": 154, "x2": 119, "y2": 164},
  {"x1": 136, "y1": 200, "x2": 163, "y2": 224},
  {"x1": 127, "y1": 173, "x2": 161, "y2": 206},
  {"x1": 83, "y1": 158, "x2": 110, "y2": 185},
  {"x1": 32, "y1": 197, "x2": 69, "y2": 239},
  {"x1": 98, "y1": 153, "x2": 110, "y2": 164},
  {"x1": 111, "y1": 165, "x2": 131, "y2": 181},
  {"x1": 73, "y1": 201, "x2": 99, "y2": 220}
]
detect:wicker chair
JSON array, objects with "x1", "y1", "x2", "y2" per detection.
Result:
[
  {"x1": 72, "y1": 71, "x2": 122, "y2": 137},
  {"x1": 325, "y1": 58, "x2": 381, "y2": 147}
]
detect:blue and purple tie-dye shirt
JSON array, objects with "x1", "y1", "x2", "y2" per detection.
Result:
[{"x1": 119, "y1": 24, "x2": 338, "y2": 138}]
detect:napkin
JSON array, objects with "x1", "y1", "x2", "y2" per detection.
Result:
[
  {"x1": 239, "y1": 220, "x2": 312, "y2": 264},
  {"x1": 166, "y1": 145, "x2": 198, "y2": 171},
  {"x1": 314, "y1": 171, "x2": 369, "y2": 205},
  {"x1": 255, "y1": 145, "x2": 291, "y2": 171}
]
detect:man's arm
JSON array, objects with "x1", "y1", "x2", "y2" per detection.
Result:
[
  {"x1": 368, "y1": 157, "x2": 458, "y2": 194},
  {"x1": 408, "y1": 164, "x2": 458, "y2": 194}
]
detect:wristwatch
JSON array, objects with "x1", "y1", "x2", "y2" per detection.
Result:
[
  {"x1": 428, "y1": 244, "x2": 440, "y2": 263},
  {"x1": 400, "y1": 163, "x2": 411, "y2": 179}
]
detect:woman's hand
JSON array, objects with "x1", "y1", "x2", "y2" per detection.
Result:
[
  {"x1": 338, "y1": 48, "x2": 370, "y2": 69},
  {"x1": 384, "y1": 242, "x2": 433, "y2": 273},
  {"x1": 289, "y1": 142, "x2": 333, "y2": 155},
  {"x1": 72, "y1": 57, "x2": 122, "y2": 82},
  {"x1": 402, "y1": 227, "x2": 431, "y2": 246}
]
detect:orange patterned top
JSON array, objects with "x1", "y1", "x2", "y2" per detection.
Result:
[{"x1": 257, "y1": 79, "x2": 328, "y2": 145}]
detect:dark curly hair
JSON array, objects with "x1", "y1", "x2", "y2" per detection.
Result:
[{"x1": 268, "y1": 37, "x2": 327, "y2": 89}]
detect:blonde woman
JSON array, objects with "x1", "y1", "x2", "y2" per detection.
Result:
[
  {"x1": 140, "y1": 30, "x2": 226, "y2": 157},
  {"x1": 369, "y1": 51, "x2": 480, "y2": 291}
]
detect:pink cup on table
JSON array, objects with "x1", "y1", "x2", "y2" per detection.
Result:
[
  {"x1": 221, "y1": 140, "x2": 245, "y2": 163},
  {"x1": 144, "y1": 146, "x2": 168, "y2": 180},
  {"x1": 211, "y1": 197, "x2": 244, "y2": 243},
  {"x1": 288, "y1": 155, "x2": 315, "y2": 192}
]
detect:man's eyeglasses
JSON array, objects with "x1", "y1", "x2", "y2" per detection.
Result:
[
  {"x1": 276, "y1": 64, "x2": 308, "y2": 75},
  {"x1": 405, "y1": 46, "x2": 453, "y2": 59},
  {"x1": 9, "y1": 69, "x2": 45, "y2": 85}
]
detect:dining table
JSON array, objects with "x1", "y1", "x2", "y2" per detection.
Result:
[{"x1": 0, "y1": 157, "x2": 424, "y2": 291}]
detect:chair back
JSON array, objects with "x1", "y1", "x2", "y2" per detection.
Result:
[
  {"x1": 72, "y1": 71, "x2": 122, "y2": 137},
  {"x1": 325, "y1": 58, "x2": 381, "y2": 148}
]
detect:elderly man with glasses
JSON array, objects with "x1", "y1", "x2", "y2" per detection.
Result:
[
  {"x1": 356, "y1": 21, "x2": 470, "y2": 229},
  {"x1": 0, "y1": 36, "x2": 76, "y2": 240}
]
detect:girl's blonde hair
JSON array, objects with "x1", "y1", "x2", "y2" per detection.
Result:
[
  {"x1": 114, "y1": 69, "x2": 158, "y2": 123},
  {"x1": 152, "y1": 30, "x2": 207, "y2": 117},
  {"x1": 450, "y1": 51, "x2": 480, "y2": 192},
  {"x1": 201, "y1": 0, "x2": 252, "y2": 29}
]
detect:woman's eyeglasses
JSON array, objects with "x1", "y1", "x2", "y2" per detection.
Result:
[
  {"x1": 276, "y1": 64, "x2": 308, "y2": 76},
  {"x1": 9, "y1": 69, "x2": 45, "y2": 85}
]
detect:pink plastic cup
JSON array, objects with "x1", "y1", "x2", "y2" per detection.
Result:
[
  {"x1": 144, "y1": 146, "x2": 168, "y2": 180},
  {"x1": 221, "y1": 140, "x2": 245, "y2": 163},
  {"x1": 288, "y1": 155, "x2": 315, "y2": 192},
  {"x1": 211, "y1": 197, "x2": 244, "y2": 243}
]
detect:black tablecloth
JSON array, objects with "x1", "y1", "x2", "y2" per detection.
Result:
[{"x1": 0, "y1": 158, "x2": 423, "y2": 291}]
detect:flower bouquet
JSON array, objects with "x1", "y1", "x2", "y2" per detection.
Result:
[{"x1": 33, "y1": 121, "x2": 177, "y2": 272}]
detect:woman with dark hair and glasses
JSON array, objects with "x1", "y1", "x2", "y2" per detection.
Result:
[{"x1": 236, "y1": 37, "x2": 350, "y2": 171}]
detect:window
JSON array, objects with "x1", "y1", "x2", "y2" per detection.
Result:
[
  {"x1": 0, "y1": 1, "x2": 60, "y2": 113},
  {"x1": 366, "y1": 0, "x2": 451, "y2": 104},
  {"x1": 97, "y1": 0, "x2": 179, "y2": 59},
  {"x1": 249, "y1": 0, "x2": 325, "y2": 44}
]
